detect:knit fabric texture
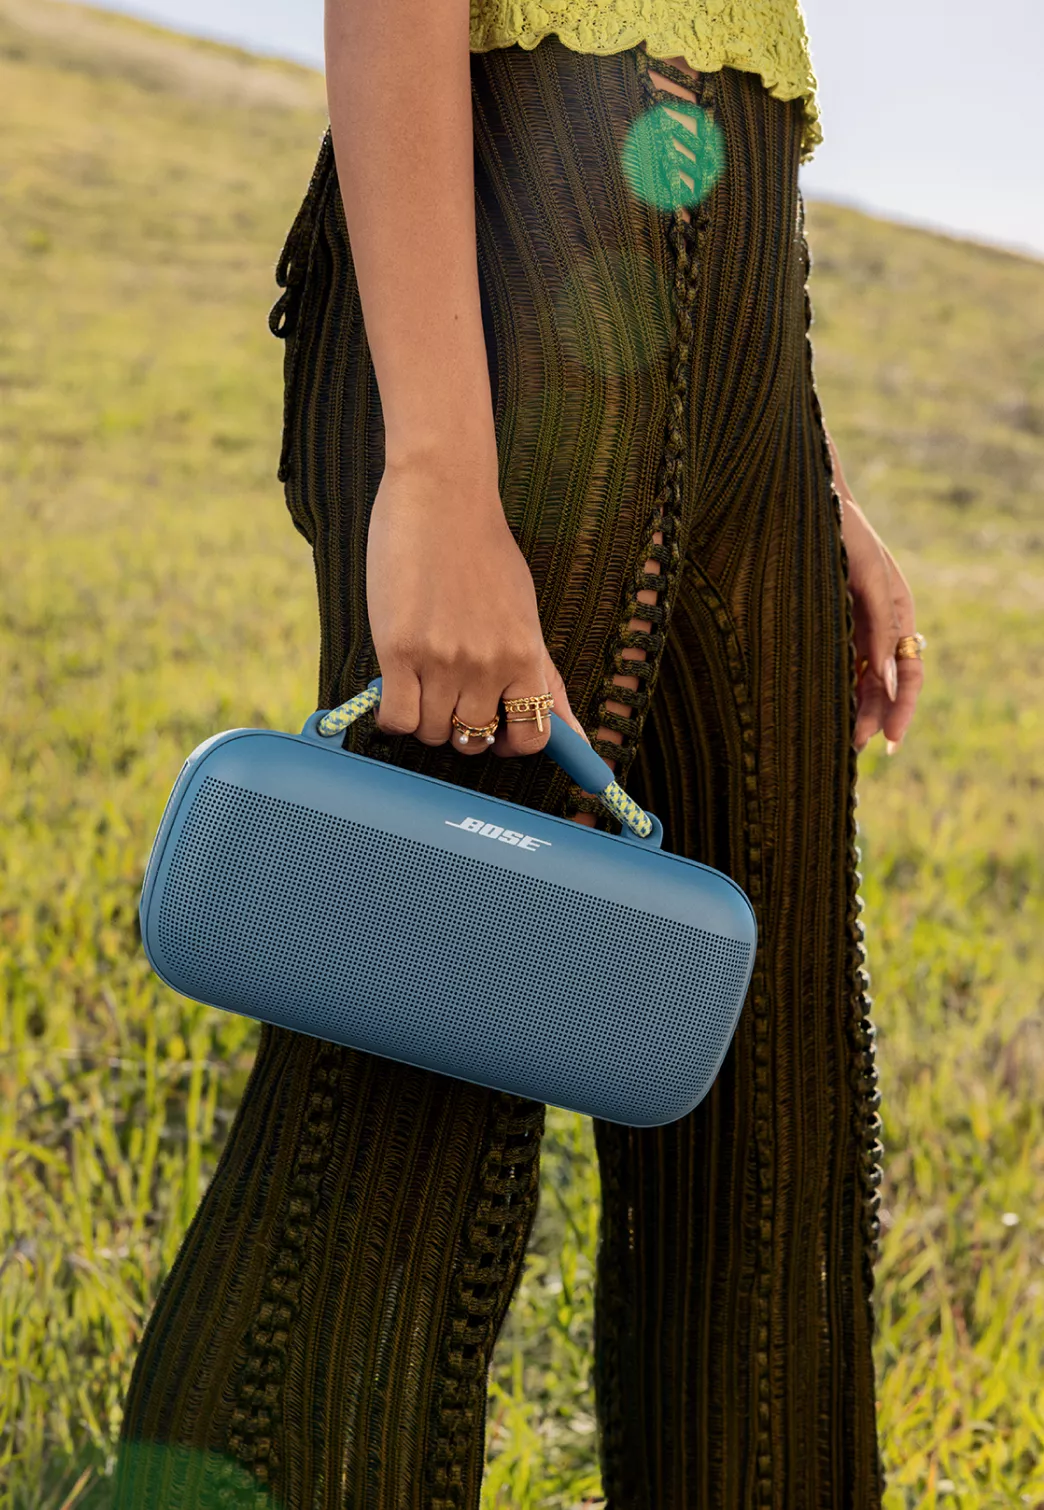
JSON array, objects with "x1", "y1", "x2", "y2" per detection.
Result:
[
  {"x1": 113, "y1": 37, "x2": 884, "y2": 1510},
  {"x1": 470, "y1": 0, "x2": 823, "y2": 161}
]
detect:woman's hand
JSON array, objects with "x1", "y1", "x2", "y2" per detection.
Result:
[
  {"x1": 365, "y1": 446, "x2": 589, "y2": 756},
  {"x1": 827, "y1": 433, "x2": 925, "y2": 754}
]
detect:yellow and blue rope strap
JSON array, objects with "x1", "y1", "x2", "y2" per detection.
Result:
[
  {"x1": 315, "y1": 688, "x2": 653, "y2": 839},
  {"x1": 598, "y1": 782, "x2": 654, "y2": 839},
  {"x1": 316, "y1": 684, "x2": 382, "y2": 737}
]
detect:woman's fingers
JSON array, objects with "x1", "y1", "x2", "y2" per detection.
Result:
[
  {"x1": 884, "y1": 653, "x2": 925, "y2": 749},
  {"x1": 495, "y1": 664, "x2": 555, "y2": 757},
  {"x1": 833, "y1": 467, "x2": 926, "y2": 756},
  {"x1": 878, "y1": 553, "x2": 924, "y2": 749},
  {"x1": 850, "y1": 558, "x2": 894, "y2": 753},
  {"x1": 489, "y1": 646, "x2": 589, "y2": 751},
  {"x1": 490, "y1": 648, "x2": 591, "y2": 757},
  {"x1": 853, "y1": 662, "x2": 889, "y2": 752},
  {"x1": 373, "y1": 663, "x2": 422, "y2": 739},
  {"x1": 416, "y1": 667, "x2": 476, "y2": 747},
  {"x1": 374, "y1": 653, "x2": 583, "y2": 760},
  {"x1": 446, "y1": 648, "x2": 592, "y2": 759},
  {"x1": 841, "y1": 494, "x2": 913, "y2": 753},
  {"x1": 451, "y1": 671, "x2": 515, "y2": 755},
  {"x1": 861, "y1": 534, "x2": 903, "y2": 704},
  {"x1": 850, "y1": 533, "x2": 924, "y2": 753}
]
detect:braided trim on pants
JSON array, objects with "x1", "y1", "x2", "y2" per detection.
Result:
[
  {"x1": 562, "y1": 50, "x2": 711, "y2": 829},
  {"x1": 212, "y1": 1041, "x2": 344, "y2": 1505},
  {"x1": 425, "y1": 1095, "x2": 546, "y2": 1509},
  {"x1": 797, "y1": 189, "x2": 887, "y2": 1498}
]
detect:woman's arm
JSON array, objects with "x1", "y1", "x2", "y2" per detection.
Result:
[
  {"x1": 324, "y1": 0, "x2": 495, "y2": 467},
  {"x1": 323, "y1": 0, "x2": 587, "y2": 752}
]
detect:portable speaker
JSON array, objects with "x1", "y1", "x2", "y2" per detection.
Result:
[{"x1": 139, "y1": 677, "x2": 757, "y2": 1127}]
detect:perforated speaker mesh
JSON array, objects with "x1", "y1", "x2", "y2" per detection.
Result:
[{"x1": 155, "y1": 776, "x2": 753, "y2": 1125}]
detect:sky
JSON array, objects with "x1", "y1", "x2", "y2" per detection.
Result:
[{"x1": 67, "y1": 0, "x2": 1044, "y2": 260}]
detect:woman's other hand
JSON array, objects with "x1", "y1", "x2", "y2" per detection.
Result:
[
  {"x1": 826, "y1": 429, "x2": 925, "y2": 755},
  {"x1": 366, "y1": 445, "x2": 588, "y2": 756}
]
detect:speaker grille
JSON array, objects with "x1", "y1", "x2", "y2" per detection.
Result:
[{"x1": 155, "y1": 777, "x2": 753, "y2": 1124}]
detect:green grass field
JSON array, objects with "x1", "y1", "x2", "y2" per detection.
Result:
[{"x1": 1, "y1": 1, "x2": 1042, "y2": 1505}]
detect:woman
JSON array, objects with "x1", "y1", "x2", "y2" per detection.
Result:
[{"x1": 113, "y1": 0, "x2": 925, "y2": 1505}]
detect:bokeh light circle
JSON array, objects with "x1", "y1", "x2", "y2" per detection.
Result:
[{"x1": 622, "y1": 100, "x2": 725, "y2": 216}]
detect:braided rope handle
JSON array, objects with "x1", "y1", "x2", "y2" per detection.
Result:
[{"x1": 314, "y1": 684, "x2": 655, "y2": 840}]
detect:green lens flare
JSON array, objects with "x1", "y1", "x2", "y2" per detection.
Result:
[
  {"x1": 108, "y1": 1440, "x2": 281, "y2": 1507},
  {"x1": 551, "y1": 244, "x2": 674, "y2": 378},
  {"x1": 622, "y1": 101, "x2": 725, "y2": 215}
]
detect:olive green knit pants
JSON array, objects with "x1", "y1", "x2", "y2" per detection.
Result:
[{"x1": 113, "y1": 38, "x2": 886, "y2": 1510}]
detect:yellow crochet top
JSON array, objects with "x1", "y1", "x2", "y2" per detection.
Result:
[{"x1": 469, "y1": 0, "x2": 822, "y2": 162}]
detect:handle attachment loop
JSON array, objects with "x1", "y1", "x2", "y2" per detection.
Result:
[{"x1": 314, "y1": 680, "x2": 656, "y2": 840}]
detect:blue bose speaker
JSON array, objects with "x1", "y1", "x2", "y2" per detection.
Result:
[{"x1": 138, "y1": 676, "x2": 757, "y2": 1127}]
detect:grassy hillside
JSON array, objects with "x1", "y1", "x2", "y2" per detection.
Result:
[{"x1": 1, "y1": 1, "x2": 1042, "y2": 1507}]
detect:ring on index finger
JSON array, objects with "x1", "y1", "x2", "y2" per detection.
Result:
[{"x1": 502, "y1": 693, "x2": 555, "y2": 734}]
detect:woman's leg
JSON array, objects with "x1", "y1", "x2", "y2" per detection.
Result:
[
  {"x1": 590, "y1": 60, "x2": 887, "y2": 1510},
  {"x1": 113, "y1": 35, "x2": 771, "y2": 1509},
  {"x1": 112, "y1": 1028, "x2": 546, "y2": 1509}
]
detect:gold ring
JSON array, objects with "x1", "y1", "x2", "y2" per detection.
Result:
[
  {"x1": 502, "y1": 693, "x2": 555, "y2": 734},
  {"x1": 857, "y1": 633, "x2": 926, "y2": 679},
  {"x1": 450, "y1": 712, "x2": 499, "y2": 747}
]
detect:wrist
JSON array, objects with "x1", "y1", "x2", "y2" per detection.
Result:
[
  {"x1": 378, "y1": 442, "x2": 509, "y2": 528},
  {"x1": 384, "y1": 426, "x2": 500, "y2": 489},
  {"x1": 380, "y1": 347, "x2": 497, "y2": 469}
]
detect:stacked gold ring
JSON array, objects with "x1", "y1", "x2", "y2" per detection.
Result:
[
  {"x1": 502, "y1": 693, "x2": 555, "y2": 733},
  {"x1": 450, "y1": 712, "x2": 499, "y2": 747}
]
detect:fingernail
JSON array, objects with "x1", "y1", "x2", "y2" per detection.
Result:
[
  {"x1": 884, "y1": 657, "x2": 898, "y2": 702},
  {"x1": 885, "y1": 735, "x2": 903, "y2": 755}
]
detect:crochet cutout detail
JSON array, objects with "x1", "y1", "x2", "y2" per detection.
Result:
[{"x1": 562, "y1": 49, "x2": 713, "y2": 830}]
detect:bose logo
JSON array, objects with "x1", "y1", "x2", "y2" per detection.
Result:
[{"x1": 445, "y1": 816, "x2": 551, "y2": 850}]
